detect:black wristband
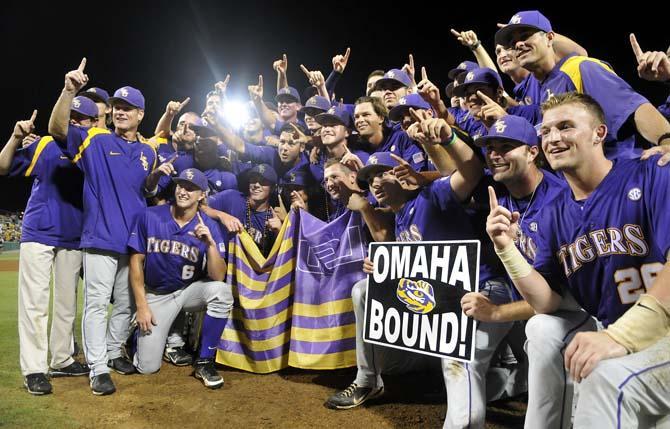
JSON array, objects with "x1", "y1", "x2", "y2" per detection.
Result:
[
  {"x1": 469, "y1": 41, "x2": 481, "y2": 51},
  {"x1": 658, "y1": 132, "x2": 670, "y2": 145}
]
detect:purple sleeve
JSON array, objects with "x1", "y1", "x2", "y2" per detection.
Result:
[
  {"x1": 241, "y1": 142, "x2": 277, "y2": 165},
  {"x1": 531, "y1": 210, "x2": 566, "y2": 293},
  {"x1": 658, "y1": 94, "x2": 670, "y2": 120},
  {"x1": 644, "y1": 157, "x2": 670, "y2": 257},
  {"x1": 325, "y1": 70, "x2": 341, "y2": 97},
  {"x1": 8, "y1": 141, "x2": 39, "y2": 177},
  {"x1": 127, "y1": 210, "x2": 148, "y2": 254},
  {"x1": 580, "y1": 61, "x2": 648, "y2": 140},
  {"x1": 427, "y1": 176, "x2": 461, "y2": 211},
  {"x1": 55, "y1": 125, "x2": 88, "y2": 160},
  {"x1": 203, "y1": 212, "x2": 227, "y2": 259},
  {"x1": 208, "y1": 189, "x2": 243, "y2": 214}
]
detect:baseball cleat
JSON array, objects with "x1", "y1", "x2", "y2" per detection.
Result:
[
  {"x1": 324, "y1": 382, "x2": 384, "y2": 409},
  {"x1": 24, "y1": 373, "x2": 52, "y2": 395},
  {"x1": 49, "y1": 361, "x2": 90, "y2": 377},
  {"x1": 90, "y1": 373, "x2": 116, "y2": 396},
  {"x1": 163, "y1": 346, "x2": 193, "y2": 366},
  {"x1": 107, "y1": 356, "x2": 136, "y2": 375},
  {"x1": 193, "y1": 359, "x2": 224, "y2": 389}
]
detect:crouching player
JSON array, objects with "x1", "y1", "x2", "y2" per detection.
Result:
[{"x1": 128, "y1": 168, "x2": 233, "y2": 390}]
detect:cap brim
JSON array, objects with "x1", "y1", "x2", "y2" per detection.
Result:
[
  {"x1": 190, "y1": 124, "x2": 218, "y2": 138},
  {"x1": 275, "y1": 94, "x2": 300, "y2": 104},
  {"x1": 108, "y1": 97, "x2": 143, "y2": 109},
  {"x1": 315, "y1": 113, "x2": 347, "y2": 127},
  {"x1": 356, "y1": 164, "x2": 393, "y2": 189},
  {"x1": 372, "y1": 77, "x2": 408, "y2": 91},
  {"x1": 71, "y1": 108, "x2": 98, "y2": 119},
  {"x1": 474, "y1": 135, "x2": 533, "y2": 148},
  {"x1": 300, "y1": 107, "x2": 327, "y2": 117},
  {"x1": 445, "y1": 83, "x2": 455, "y2": 99},
  {"x1": 172, "y1": 177, "x2": 207, "y2": 192},
  {"x1": 79, "y1": 91, "x2": 107, "y2": 104},
  {"x1": 388, "y1": 105, "x2": 410, "y2": 122},
  {"x1": 494, "y1": 24, "x2": 541, "y2": 47}
]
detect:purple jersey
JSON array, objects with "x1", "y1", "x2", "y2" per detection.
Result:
[
  {"x1": 208, "y1": 189, "x2": 276, "y2": 250},
  {"x1": 127, "y1": 204, "x2": 226, "y2": 294},
  {"x1": 55, "y1": 126, "x2": 157, "y2": 254},
  {"x1": 358, "y1": 126, "x2": 430, "y2": 172},
  {"x1": 533, "y1": 156, "x2": 670, "y2": 326},
  {"x1": 539, "y1": 54, "x2": 648, "y2": 159},
  {"x1": 497, "y1": 171, "x2": 568, "y2": 263},
  {"x1": 659, "y1": 94, "x2": 670, "y2": 121},
  {"x1": 241, "y1": 142, "x2": 310, "y2": 182},
  {"x1": 513, "y1": 73, "x2": 541, "y2": 106},
  {"x1": 9, "y1": 136, "x2": 83, "y2": 249},
  {"x1": 395, "y1": 176, "x2": 504, "y2": 283}
]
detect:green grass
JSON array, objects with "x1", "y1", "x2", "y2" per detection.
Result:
[{"x1": 0, "y1": 254, "x2": 83, "y2": 428}]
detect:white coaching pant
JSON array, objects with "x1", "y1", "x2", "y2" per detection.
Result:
[
  {"x1": 18, "y1": 242, "x2": 81, "y2": 376},
  {"x1": 82, "y1": 250, "x2": 133, "y2": 377}
]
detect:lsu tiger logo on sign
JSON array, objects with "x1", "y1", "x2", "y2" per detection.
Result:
[{"x1": 396, "y1": 278, "x2": 435, "y2": 314}]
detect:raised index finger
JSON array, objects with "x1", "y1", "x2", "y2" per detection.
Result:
[
  {"x1": 389, "y1": 153, "x2": 409, "y2": 166},
  {"x1": 488, "y1": 186, "x2": 499, "y2": 209},
  {"x1": 180, "y1": 97, "x2": 191, "y2": 109},
  {"x1": 408, "y1": 53, "x2": 414, "y2": 68},
  {"x1": 343, "y1": 47, "x2": 351, "y2": 62},
  {"x1": 77, "y1": 57, "x2": 87, "y2": 72},
  {"x1": 629, "y1": 33, "x2": 644, "y2": 62},
  {"x1": 421, "y1": 66, "x2": 428, "y2": 82},
  {"x1": 300, "y1": 64, "x2": 311, "y2": 77},
  {"x1": 476, "y1": 90, "x2": 496, "y2": 105},
  {"x1": 196, "y1": 212, "x2": 205, "y2": 225},
  {"x1": 450, "y1": 29, "x2": 461, "y2": 38},
  {"x1": 29, "y1": 109, "x2": 38, "y2": 123}
]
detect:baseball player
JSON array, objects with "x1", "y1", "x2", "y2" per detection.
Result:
[
  {"x1": 371, "y1": 69, "x2": 413, "y2": 110},
  {"x1": 487, "y1": 92, "x2": 670, "y2": 427},
  {"x1": 495, "y1": 10, "x2": 670, "y2": 159},
  {"x1": 48, "y1": 59, "x2": 157, "y2": 395},
  {"x1": 79, "y1": 87, "x2": 111, "y2": 128},
  {"x1": 468, "y1": 114, "x2": 597, "y2": 427},
  {"x1": 326, "y1": 120, "x2": 520, "y2": 428},
  {"x1": 204, "y1": 164, "x2": 282, "y2": 256},
  {"x1": 0, "y1": 97, "x2": 98, "y2": 394},
  {"x1": 128, "y1": 168, "x2": 232, "y2": 389}
]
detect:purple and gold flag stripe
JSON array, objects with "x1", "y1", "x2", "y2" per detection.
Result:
[{"x1": 216, "y1": 210, "x2": 365, "y2": 373}]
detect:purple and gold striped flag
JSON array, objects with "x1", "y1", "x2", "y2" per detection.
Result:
[{"x1": 216, "y1": 209, "x2": 367, "y2": 373}]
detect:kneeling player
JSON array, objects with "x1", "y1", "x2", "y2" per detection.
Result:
[{"x1": 128, "y1": 168, "x2": 233, "y2": 390}]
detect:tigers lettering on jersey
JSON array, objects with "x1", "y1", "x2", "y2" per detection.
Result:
[
  {"x1": 556, "y1": 225, "x2": 649, "y2": 277},
  {"x1": 146, "y1": 237, "x2": 200, "y2": 263}
]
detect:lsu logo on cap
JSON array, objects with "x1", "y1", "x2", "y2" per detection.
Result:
[
  {"x1": 510, "y1": 14, "x2": 522, "y2": 24},
  {"x1": 258, "y1": 164, "x2": 266, "y2": 173},
  {"x1": 327, "y1": 107, "x2": 336, "y2": 114},
  {"x1": 396, "y1": 278, "x2": 436, "y2": 314},
  {"x1": 466, "y1": 71, "x2": 475, "y2": 81},
  {"x1": 494, "y1": 119, "x2": 507, "y2": 134},
  {"x1": 387, "y1": 71, "x2": 395, "y2": 78},
  {"x1": 185, "y1": 169, "x2": 194, "y2": 180},
  {"x1": 458, "y1": 62, "x2": 467, "y2": 69},
  {"x1": 120, "y1": 88, "x2": 129, "y2": 97},
  {"x1": 399, "y1": 97, "x2": 407, "y2": 105},
  {"x1": 72, "y1": 98, "x2": 81, "y2": 108},
  {"x1": 369, "y1": 155, "x2": 378, "y2": 164}
]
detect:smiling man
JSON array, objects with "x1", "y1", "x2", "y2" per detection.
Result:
[
  {"x1": 495, "y1": 10, "x2": 670, "y2": 159},
  {"x1": 488, "y1": 92, "x2": 670, "y2": 428},
  {"x1": 48, "y1": 59, "x2": 157, "y2": 395}
]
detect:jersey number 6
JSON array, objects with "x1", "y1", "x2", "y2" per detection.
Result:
[{"x1": 182, "y1": 265, "x2": 195, "y2": 280}]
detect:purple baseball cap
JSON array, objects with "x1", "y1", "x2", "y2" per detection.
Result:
[
  {"x1": 315, "y1": 105, "x2": 352, "y2": 129},
  {"x1": 275, "y1": 86, "x2": 301, "y2": 104},
  {"x1": 108, "y1": 86, "x2": 145, "y2": 110},
  {"x1": 279, "y1": 169, "x2": 311, "y2": 187},
  {"x1": 447, "y1": 61, "x2": 479, "y2": 80},
  {"x1": 475, "y1": 115, "x2": 539, "y2": 147},
  {"x1": 246, "y1": 163, "x2": 278, "y2": 185},
  {"x1": 84, "y1": 87, "x2": 110, "y2": 102},
  {"x1": 388, "y1": 94, "x2": 432, "y2": 122},
  {"x1": 373, "y1": 69, "x2": 412, "y2": 91},
  {"x1": 495, "y1": 11, "x2": 553, "y2": 47},
  {"x1": 173, "y1": 168, "x2": 209, "y2": 192},
  {"x1": 356, "y1": 152, "x2": 401, "y2": 189},
  {"x1": 189, "y1": 117, "x2": 218, "y2": 138},
  {"x1": 300, "y1": 95, "x2": 331, "y2": 116},
  {"x1": 71, "y1": 96, "x2": 99, "y2": 119},
  {"x1": 452, "y1": 68, "x2": 503, "y2": 98}
]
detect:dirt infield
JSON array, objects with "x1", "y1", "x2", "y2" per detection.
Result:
[
  {"x1": 48, "y1": 363, "x2": 524, "y2": 428},
  {"x1": 0, "y1": 259, "x2": 18, "y2": 271}
]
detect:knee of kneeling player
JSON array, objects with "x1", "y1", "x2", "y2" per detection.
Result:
[
  {"x1": 137, "y1": 360, "x2": 162, "y2": 375},
  {"x1": 206, "y1": 283, "x2": 234, "y2": 316},
  {"x1": 525, "y1": 314, "x2": 569, "y2": 345}
]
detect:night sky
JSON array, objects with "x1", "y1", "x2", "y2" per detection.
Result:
[{"x1": 1, "y1": 0, "x2": 667, "y2": 211}]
